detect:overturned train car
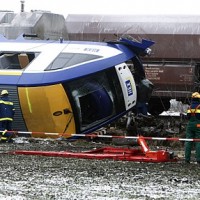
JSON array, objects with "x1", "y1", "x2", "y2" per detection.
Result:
[
  {"x1": 0, "y1": 35, "x2": 153, "y2": 136},
  {"x1": 66, "y1": 14, "x2": 200, "y2": 115}
]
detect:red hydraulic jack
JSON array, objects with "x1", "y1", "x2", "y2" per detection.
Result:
[{"x1": 10, "y1": 136, "x2": 177, "y2": 162}]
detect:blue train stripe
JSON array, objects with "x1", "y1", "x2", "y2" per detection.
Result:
[{"x1": 18, "y1": 52, "x2": 135, "y2": 86}]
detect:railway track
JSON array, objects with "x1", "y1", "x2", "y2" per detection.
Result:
[{"x1": 110, "y1": 112, "x2": 186, "y2": 137}]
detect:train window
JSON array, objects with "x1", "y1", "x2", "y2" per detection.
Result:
[
  {"x1": 0, "y1": 52, "x2": 38, "y2": 70},
  {"x1": 66, "y1": 69, "x2": 125, "y2": 131},
  {"x1": 45, "y1": 53, "x2": 102, "y2": 70}
]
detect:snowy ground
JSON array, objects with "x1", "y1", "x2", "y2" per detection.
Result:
[{"x1": 0, "y1": 139, "x2": 199, "y2": 200}]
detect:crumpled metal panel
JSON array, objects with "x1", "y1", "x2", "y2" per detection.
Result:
[{"x1": 66, "y1": 14, "x2": 200, "y2": 60}]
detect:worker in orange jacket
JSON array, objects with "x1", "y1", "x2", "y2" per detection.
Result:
[{"x1": 185, "y1": 92, "x2": 200, "y2": 164}]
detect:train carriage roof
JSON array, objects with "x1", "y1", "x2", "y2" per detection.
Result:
[
  {"x1": 66, "y1": 14, "x2": 200, "y2": 35},
  {"x1": 66, "y1": 14, "x2": 200, "y2": 60}
]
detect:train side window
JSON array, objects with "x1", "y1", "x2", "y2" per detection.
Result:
[
  {"x1": 45, "y1": 53, "x2": 102, "y2": 70},
  {"x1": 71, "y1": 78, "x2": 114, "y2": 130},
  {"x1": 0, "y1": 52, "x2": 37, "y2": 70},
  {"x1": 0, "y1": 54, "x2": 10, "y2": 69}
]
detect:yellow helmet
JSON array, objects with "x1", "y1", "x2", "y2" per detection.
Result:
[
  {"x1": 1, "y1": 90, "x2": 8, "y2": 95},
  {"x1": 192, "y1": 92, "x2": 200, "y2": 98}
]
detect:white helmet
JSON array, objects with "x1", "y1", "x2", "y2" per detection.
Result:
[{"x1": 1, "y1": 90, "x2": 8, "y2": 95}]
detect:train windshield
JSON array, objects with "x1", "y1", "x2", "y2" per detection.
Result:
[{"x1": 65, "y1": 68, "x2": 125, "y2": 132}]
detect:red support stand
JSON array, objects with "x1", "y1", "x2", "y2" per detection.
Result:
[{"x1": 10, "y1": 136, "x2": 177, "y2": 162}]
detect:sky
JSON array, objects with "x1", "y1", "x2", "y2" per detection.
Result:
[{"x1": 1, "y1": 0, "x2": 200, "y2": 18}]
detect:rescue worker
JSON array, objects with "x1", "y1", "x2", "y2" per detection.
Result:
[
  {"x1": 0, "y1": 90, "x2": 15, "y2": 142},
  {"x1": 185, "y1": 92, "x2": 200, "y2": 164}
]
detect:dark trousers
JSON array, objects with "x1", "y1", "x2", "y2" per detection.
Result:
[
  {"x1": 0, "y1": 120, "x2": 14, "y2": 142},
  {"x1": 185, "y1": 120, "x2": 200, "y2": 162},
  {"x1": 0, "y1": 120, "x2": 13, "y2": 131}
]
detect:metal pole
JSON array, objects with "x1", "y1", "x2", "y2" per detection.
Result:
[
  {"x1": 2, "y1": 130, "x2": 200, "y2": 142},
  {"x1": 20, "y1": 0, "x2": 25, "y2": 12},
  {"x1": 71, "y1": 134, "x2": 200, "y2": 142}
]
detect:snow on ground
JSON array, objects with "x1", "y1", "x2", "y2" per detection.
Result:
[{"x1": 0, "y1": 140, "x2": 199, "y2": 200}]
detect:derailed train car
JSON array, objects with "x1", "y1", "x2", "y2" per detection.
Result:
[
  {"x1": 65, "y1": 14, "x2": 200, "y2": 114},
  {"x1": 0, "y1": 35, "x2": 153, "y2": 137}
]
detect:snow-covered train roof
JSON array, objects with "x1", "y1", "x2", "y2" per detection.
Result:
[
  {"x1": 66, "y1": 14, "x2": 200, "y2": 35},
  {"x1": 66, "y1": 14, "x2": 200, "y2": 60}
]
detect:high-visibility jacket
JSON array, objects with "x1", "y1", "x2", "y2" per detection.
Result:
[{"x1": 0, "y1": 96, "x2": 15, "y2": 121}]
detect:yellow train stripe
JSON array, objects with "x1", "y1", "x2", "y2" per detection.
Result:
[
  {"x1": 25, "y1": 88, "x2": 32, "y2": 113},
  {"x1": 0, "y1": 71, "x2": 22, "y2": 76}
]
